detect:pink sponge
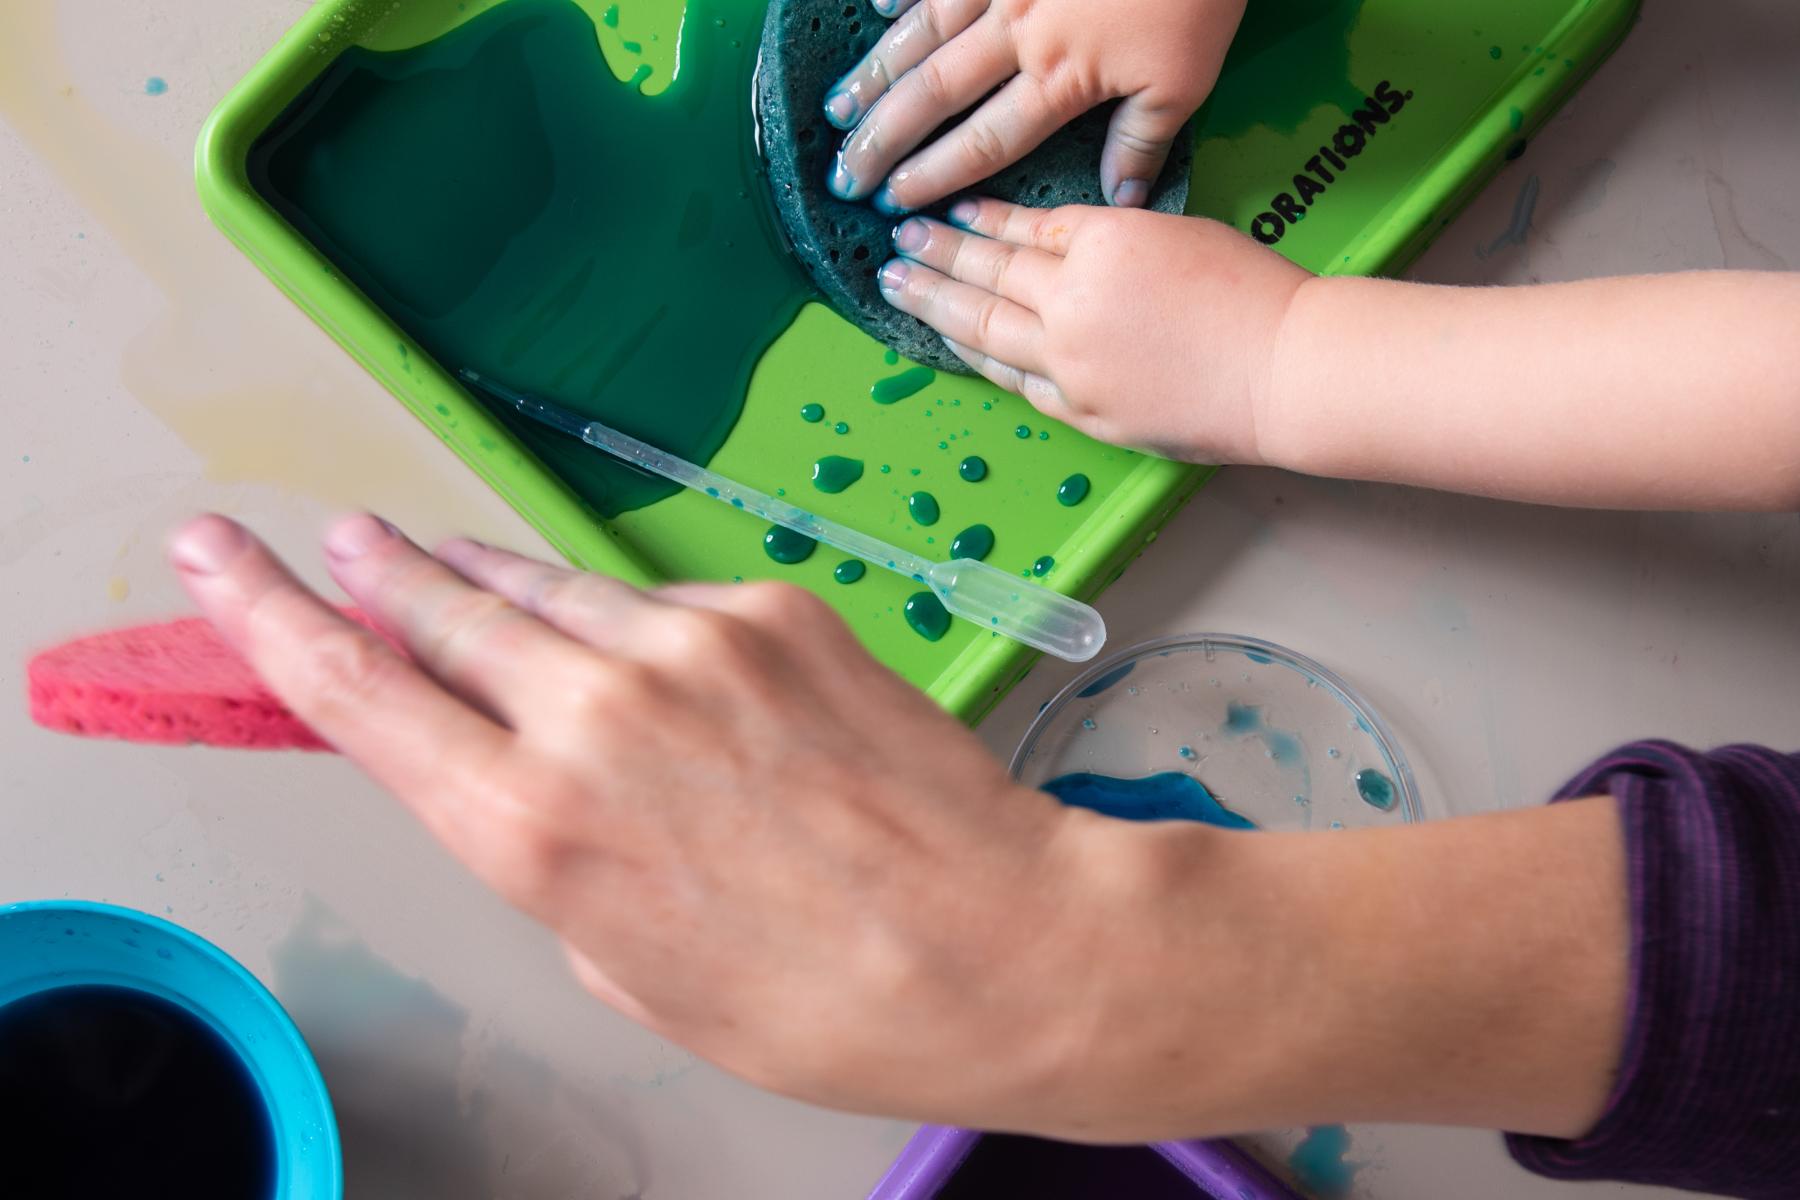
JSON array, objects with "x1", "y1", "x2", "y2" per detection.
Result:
[{"x1": 26, "y1": 614, "x2": 378, "y2": 751}]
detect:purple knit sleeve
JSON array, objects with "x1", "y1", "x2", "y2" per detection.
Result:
[{"x1": 1505, "y1": 740, "x2": 1800, "y2": 1198}]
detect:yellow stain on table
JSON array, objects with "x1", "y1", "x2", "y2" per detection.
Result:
[{"x1": 0, "y1": 4, "x2": 525, "y2": 542}]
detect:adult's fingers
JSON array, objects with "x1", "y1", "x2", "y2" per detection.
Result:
[
  {"x1": 829, "y1": 26, "x2": 1011, "y2": 201},
  {"x1": 878, "y1": 257, "x2": 1045, "y2": 370},
  {"x1": 167, "y1": 514, "x2": 510, "y2": 818},
  {"x1": 877, "y1": 73, "x2": 1079, "y2": 212},
  {"x1": 435, "y1": 537, "x2": 667, "y2": 653},
  {"x1": 945, "y1": 196, "x2": 1089, "y2": 255},
  {"x1": 892, "y1": 216, "x2": 1058, "y2": 306},
  {"x1": 823, "y1": 0, "x2": 990, "y2": 133},
  {"x1": 321, "y1": 514, "x2": 594, "y2": 725},
  {"x1": 1100, "y1": 93, "x2": 1190, "y2": 208},
  {"x1": 941, "y1": 336, "x2": 1068, "y2": 412}
]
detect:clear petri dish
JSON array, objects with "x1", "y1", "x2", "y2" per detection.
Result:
[{"x1": 1011, "y1": 634, "x2": 1422, "y2": 831}]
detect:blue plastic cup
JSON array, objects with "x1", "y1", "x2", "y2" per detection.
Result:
[{"x1": 0, "y1": 900, "x2": 342, "y2": 1198}]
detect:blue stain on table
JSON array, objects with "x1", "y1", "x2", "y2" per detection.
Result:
[
  {"x1": 1288, "y1": 1125, "x2": 1361, "y2": 1197},
  {"x1": 1042, "y1": 772, "x2": 1256, "y2": 829},
  {"x1": 1480, "y1": 173, "x2": 1540, "y2": 257},
  {"x1": 144, "y1": 76, "x2": 169, "y2": 95}
]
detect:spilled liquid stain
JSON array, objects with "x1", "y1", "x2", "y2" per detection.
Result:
[
  {"x1": 250, "y1": 0, "x2": 809, "y2": 517},
  {"x1": 0, "y1": 6, "x2": 524, "y2": 539},
  {"x1": 1196, "y1": 0, "x2": 1368, "y2": 139},
  {"x1": 269, "y1": 900, "x2": 651, "y2": 1197}
]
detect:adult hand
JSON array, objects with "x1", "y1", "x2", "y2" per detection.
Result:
[
  {"x1": 163, "y1": 512, "x2": 1172, "y2": 1133},
  {"x1": 824, "y1": 0, "x2": 1248, "y2": 212},
  {"x1": 164, "y1": 514, "x2": 1628, "y2": 1144},
  {"x1": 878, "y1": 199, "x2": 1311, "y2": 465}
]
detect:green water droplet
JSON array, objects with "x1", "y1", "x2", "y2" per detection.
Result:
[
  {"x1": 833, "y1": 421, "x2": 850, "y2": 435},
  {"x1": 622, "y1": 39, "x2": 642, "y2": 53},
  {"x1": 907, "y1": 491, "x2": 940, "y2": 526},
  {"x1": 871, "y1": 365, "x2": 936, "y2": 405},
  {"x1": 834, "y1": 559, "x2": 866, "y2": 584},
  {"x1": 883, "y1": 349, "x2": 899, "y2": 365},
  {"x1": 799, "y1": 403, "x2": 825, "y2": 423},
  {"x1": 879, "y1": 464, "x2": 891, "y2": 473},
  {"x1": 1037, "y1": 430, "x2": 1049, "y2": 441},
  {"x1": 1056, "y1": 473, "x2": 1091, "y2": 507},
  {"x1": 949, "y1": 524, "x2": 994, "y2": 561},
  {"x1": 958, "y1": 455, "x2": 988, "y2": 482},
  {"x1": 602, "y1": 4, "x2": 619, "y2": 26},
  {"x1": 980, "y1": 400, "x2": 993, "y2": 410},
  {"x1": 1014, "y1": 424, "x2": 1031, "y2": 439},
  {"x1": 763, "y1": 525, "x2": 816, "y2": 564},
  {"x1": 1355, "y1": 769, "x2": 1397, "y2": 812},
  {"x1": 1031, "y1": 555, "x2": 1055, "y2": 577},
  {"x1": 904, "y1": 591, "x2": 951, "y2": 642},
  {"x1": 811, "y1": 455, "x2": 863, "y2": 493},
  {"x1": 1488, "y1": 44, "x2": 1502, "y2": 58}
]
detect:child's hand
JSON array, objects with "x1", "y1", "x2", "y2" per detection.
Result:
[
  {"x1": 824, "y1": 0, "x2": 1247, "y2": 212},
  {"x1": 879, "y1": 198, "x2": 1310, "y2": 465}
]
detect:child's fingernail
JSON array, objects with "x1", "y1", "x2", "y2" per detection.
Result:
[
  {"x1": 170, "y1": 514, "x2": 248, "y2": 576},
  {"x1": 872, "y1": 184, "x2": 909, "y2": 215},
  {"x1": 893, "y1": 218, "x2": 929, "y2": 254},
  {"x1": 325, "y1": 513, "x2": 401, "y2": 563},
  {"x1": 872, "y1": 0, "x2": 897, "y2": 14},
  {"x1": 947, "y1": 199, "x2": 979, "y2": 227},
  {"x1": 827, "y1": 153, "x2": 857, "y2": 199},
  {"x1": 824, "y1": 89, "x2": 857, "y2": 128},
  {"x1": 877, "y1": 259, "x2": 909, "y2": 295},
  {"x1": 1112, "y1": 178, "x2": 1150, "y2": 208}
]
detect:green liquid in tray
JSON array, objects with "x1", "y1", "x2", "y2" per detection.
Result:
[{"x1": 250, "y1": 0, "x2": 807, "y2": 517}]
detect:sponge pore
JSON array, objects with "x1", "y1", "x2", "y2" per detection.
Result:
[{"x1": 756, "y1": 0, "x2": 1193, "y2": 373}]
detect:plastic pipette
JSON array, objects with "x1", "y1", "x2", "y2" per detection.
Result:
[{"x1": 459, "y1": 371, "x2": 1106, "y2": 663}]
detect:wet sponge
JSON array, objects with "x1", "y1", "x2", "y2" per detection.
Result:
[
  {"x1": 756, "y1": 0, "x2": 1193, "y2": 374},
  {"x1": 26, "y1": 615, "x2": 368, "y2": 751}
]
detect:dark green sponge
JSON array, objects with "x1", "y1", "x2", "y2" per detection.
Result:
[{"x1": 755, "y1": 0, "x2": 1193, "y2": 374}]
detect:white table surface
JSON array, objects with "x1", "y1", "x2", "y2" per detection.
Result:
[{"x1": 3, "y1": 0, "x2": 1794, "y2": 1195}]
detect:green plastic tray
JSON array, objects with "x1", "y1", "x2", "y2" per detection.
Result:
[{"x1": 195, "y1": 0, "x2": 1634, "y2": 723}]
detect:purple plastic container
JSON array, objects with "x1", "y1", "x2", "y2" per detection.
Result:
[{"x1": 867, "y1": 1126, "x2": 1303, "y2": 1200}]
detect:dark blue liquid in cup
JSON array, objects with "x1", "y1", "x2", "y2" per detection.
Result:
[{"x1": 0, "y1": 984, "x2": 275, "y2": 1197}]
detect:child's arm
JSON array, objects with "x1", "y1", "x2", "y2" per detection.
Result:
[
  {"x1": 1269, "y1": 271, "x2": 1800, "y2": 510},
  {"x1": 880, "y1": 202, "x2": 1800, "y2": 510}
]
